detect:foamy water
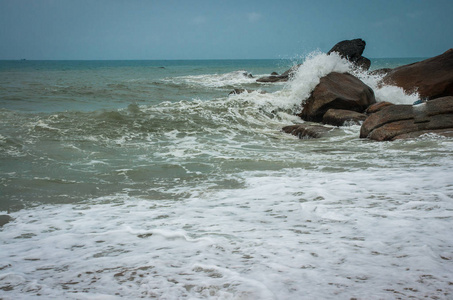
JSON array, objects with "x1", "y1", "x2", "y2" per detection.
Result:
[{"x1": 1, "y1": 55, "x2": 452, "y2": 299}]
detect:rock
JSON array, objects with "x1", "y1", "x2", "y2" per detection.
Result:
[
  {"x1": 322, "y1": 109, "x2": 367, "y2": 126},
  {"x1": 382, "y1": 49, "x2": 453, "y2": 99},
  {"x1": 229, "y1": 89, "x2": 249, "y2": 95},
  {"x1": 256, "y1": 76, "x2": 287, "y2": 83},
  {"x1": 393, "y1": 128, "x2": 453, "y2": 140},
  {"x1": 327, "y1": 38, "x2": 371, "y2": 70},
  {"x1": 360, "y1": 105, "x2": 414, "y2": 138},
  {"x1": 365, "y1": 101, "x2": 394, "y2": 114},
  {"x1": 0, "y1": 215, "x2": 12, "y2": 227},
  {"x1": 369, "y1": 68, "x2": 392, "y2": 76},
  {"x1": 228, "y1": 89, "x2": 266, "y2": 95},
  {"x1": 256, "y1": 64, "x2": 300, "y2": 83},
  {"x1": 299, "y1": 72, "x2": 376, "y2": 122},
  {"x1": 360, "y1": 96, "x2": 453, "y2": 140},
  {"x1": 355, "y1": 56, "x2": 371, "y2": 70},
  {"x1": 282, "y1": 124, "x2": 334, "y2": 139},
  {"x1": 368, "y1": 114, "x2": 453, "y2": 141},
  {"x1": 328, "y1": 39, "x2": 366, "y2": 60},
  {"x1": 271, "y1": 72, "x2": 279, "y2": 76}
]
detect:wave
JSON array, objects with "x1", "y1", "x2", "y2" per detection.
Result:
[
  {"x1": 285, "y1": 51, "x2": 419, "y2": 106},
  {"x1": 161, "y1": 70, "x2": 258, "y2": 88}
]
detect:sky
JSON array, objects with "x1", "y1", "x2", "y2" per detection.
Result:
[{"x1": 0, "y1": 0, "x2": 452, "y2": 60}]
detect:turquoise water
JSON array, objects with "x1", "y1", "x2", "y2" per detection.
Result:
[{"x1": 1, "y1": 55, "x2": 452, "y2": 299}]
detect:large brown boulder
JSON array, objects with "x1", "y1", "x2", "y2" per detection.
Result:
[
  {"x1": 381, "y1": 49, "x2": 453, "y2": 100},
  {"x1": 327, "y1": 38, "x2": 371, "y2": 70},
  {"x1": 360, "y1": 96, "x2": 453, "y2": 141},
  {"x1": 299, "y1": 72, "x2": 376, "y2": 122},
  {"x1": 365, "y1": 101, "x2": 394, "y2": 114}
]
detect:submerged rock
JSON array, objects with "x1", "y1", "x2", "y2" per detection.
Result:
[
  {"x1": 360, "y1": 96, "x2": 453, "y2": 141},
  {"x1": 382, "y1": 49, "x2": 453, "y2": 99},
  {"x1": 256, "y1": 75, "x2": 287, "y2": 83},
  {"x1": 327, "y1": 38, "x2": 371, "y2": 70},
  {"x1": 282, "y1": 124, "x2": 335, "y2": 139},
  {"x1": 322, "y1": 109, "x2": 367, "y2": 126},
  {"x1": 256, "y1": 64, "x2": 300, "y2": 83},
  {"x1": 228, "y1": 89, "x2": 266, "y2": 95},
  {"x1": 0, "y1": 215, "x2": 12, "y2": 227},
  {"x1": 299, "y1": 72, "x2": 376, "y2": 122},
  {"x1": 229, "y1": 88, "x2": 249, "y2": 95}
]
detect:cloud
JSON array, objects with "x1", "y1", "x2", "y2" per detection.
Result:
[{"x1": 247, "y1": 12, "x2": 262, "y2": 23}]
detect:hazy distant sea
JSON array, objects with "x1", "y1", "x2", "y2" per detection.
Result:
[{"x1": 1, "y1": 55, "x2": 452, "y2": 299}]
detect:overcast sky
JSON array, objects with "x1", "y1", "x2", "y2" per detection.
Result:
[{"x1": 0, "y1": 0, "x2": 451, "y2": 60}]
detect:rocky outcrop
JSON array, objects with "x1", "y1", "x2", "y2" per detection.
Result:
[
  {"x1": 322, "y1": 109, "x2": 367, "y2": 126},
  {"x1": 382, "y1": 49, "x2": 453, "y2": 100},
  {"x1": 282, "y1": 124, "x2": 335, "y2": 139},
  {"x1": 299, "y1": 72, "x2": 376, "y2": 122},
  {"x1": 327, "y1": 38, "x2": 371, "y2": 70},
  {"x1": 360, "y1": 96, "x2": 453, "y2": 141}
]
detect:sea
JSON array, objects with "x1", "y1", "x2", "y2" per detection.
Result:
[{"x1": 1, "y1": 53, "x2": 452, "y2": 299}]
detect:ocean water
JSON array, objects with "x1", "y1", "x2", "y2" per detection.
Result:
[{"x1": 1, "y1": 54, "x2": 452, "y2": 299}]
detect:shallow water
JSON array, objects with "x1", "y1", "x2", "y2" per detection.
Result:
[{"x1": 1, "y1": 55, "x2": 452, "y2": 299}]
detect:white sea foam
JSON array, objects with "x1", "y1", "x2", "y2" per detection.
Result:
[
  {"x1": 1, "y1": 161, "x2": 452, "y2": 299},
  {"x1": 163, "y1": 70, "x2": 257, "y2": 88},
  {"x1": 356, "y1": 72, "x2": 420, "y2": 104},
  {"x1": 286, "y1": 52, "x2": 352, "y2": 103},
  {"x1": 283, "y1": 51, "x2": 420, "y2": 107}
]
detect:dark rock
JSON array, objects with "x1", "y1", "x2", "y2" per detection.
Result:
[
  {"x1": 228, "y1": 89, "x2": 267, "y2": 95},
  {"x1": 327, "y1": 38, "x2": 371, "y2": 70},
  {"x1": 328, "y1": 39, "x2": 366, "y2": 60},
  {"x1": 299, "y1": 72, "x2": 376, "y2": 122},
  {"x1": 322, "y1": 109, "x2": 367, "y2": 126},
  {"x1": 256, "y1": 64, "x2": 300, "y2": 83},
  {"x1": 355, "y1": 56, "x2": 371, "y2": 70},
  {"x1": 382, "y1": 49, "x2": 453, "y2": 99},
  {"x1": 256, "y1": 76, "x2": 286, "y2": 83},
  {"x1": 282, "y1": 124, "x2": 334, "y2": 139},
  {"x1": 360, "y1": 96, "x2": 453, "y2": 140},
  {"x1": 365, "y1": 101, "x2": 394, "y2": 114},
  {"x1": 229, "y1": 89, "x2": 248, "y2": 95},
  {"x1": 271, "y1": 72, "x2": 279, "y2": 76},
  {"x1": 0, "y1": 215, "x2": 12, "y2": 227},
  {"x1": 369, "y1": 68, "x2": 392, "y2": 76}
]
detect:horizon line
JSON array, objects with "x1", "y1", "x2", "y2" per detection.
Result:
[{"x1": 0, "y1": 56, "x2": 428, "y2": 61}]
